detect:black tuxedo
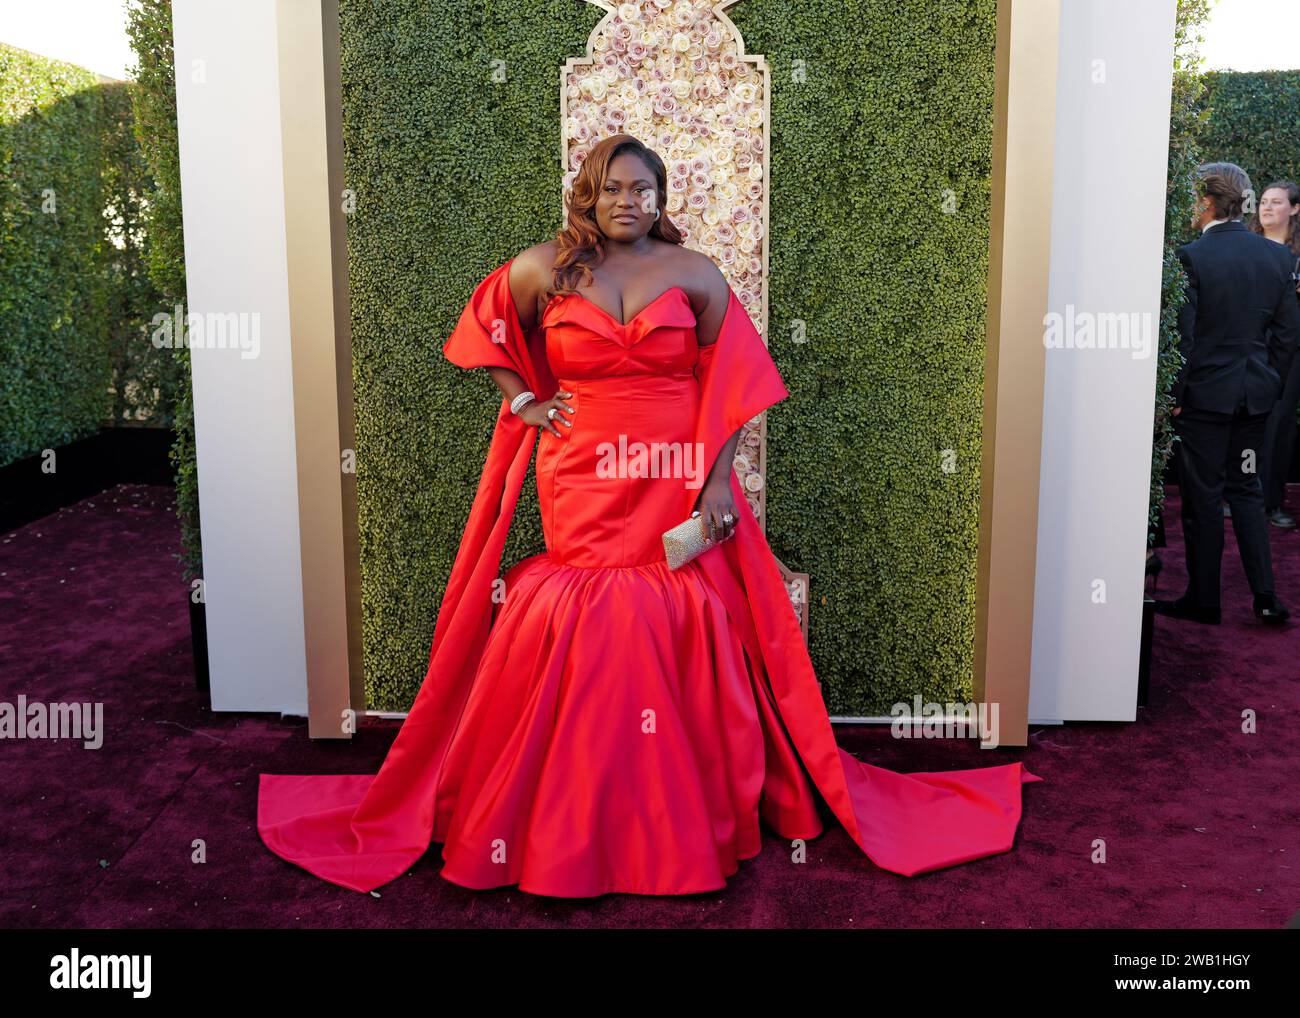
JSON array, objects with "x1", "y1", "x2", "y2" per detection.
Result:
[
  {"x1": 1174, "y1": 220, "x2": 1298, "y2": 413},
  {"x1": 1261, "y1": 260, "x2": 1300, "y2": 511},
  {"x1": 1171, "y1": 220, "x2": 1300, "y2": 609}
]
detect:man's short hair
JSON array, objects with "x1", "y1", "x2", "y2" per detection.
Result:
[{"x1": 1196, "y1": 161, "x2": 1253, "y2": 220}]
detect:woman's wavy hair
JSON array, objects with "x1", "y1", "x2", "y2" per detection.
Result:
[
  {"x1": 547, "y1": 134, "x2": 684, "y2": 298},
  {"x1": 1248, "y1": 179, "x2": 1300, "y2": 257}
]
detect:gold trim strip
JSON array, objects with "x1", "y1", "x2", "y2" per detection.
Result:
[
  {"x1": 974, "y1": 0, "x2": 1061, "y2": 747},
  {"x1": 276, "y1": 0, "x2": 364, "y2": 736}
]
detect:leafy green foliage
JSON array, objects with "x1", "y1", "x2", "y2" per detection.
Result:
[
  {"x1": 1150, "y1": 0, "x2": 1213, "y2": 543},
  {"x1": 1, "y1": 44, "x2": 112, "y2": 464},
  {"x1": 1200, "y1": 68, "x2": 1300, "y2": 195},
  {"x1": 100, "y1": 80, "x2": 176, "y2": 427},
  {"x1": 1, "y1": 41, "x2": 177, "y2": 509},
  {"x1": 728, "y1": 0, "x2": 998, "y2": 713},
  {"x1": 125, "y1": 0, "x2": 200, "y2": 583}
]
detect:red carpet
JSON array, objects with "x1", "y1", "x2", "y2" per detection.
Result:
[{"x1": 1, "y1": 483, "x2": 1297, "y2": 927}]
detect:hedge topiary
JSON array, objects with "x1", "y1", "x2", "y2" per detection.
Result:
[
  {"x1": 1200, "y1": 68, "x2": 1300, "y2": 198},
  {"x1": 1, "y1": 43, "x2": 174, "y2": 475},
  {"x1": 0, "y1": 44, "x2": 113, "y2": 466}
]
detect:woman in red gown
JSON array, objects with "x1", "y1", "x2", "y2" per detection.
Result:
[{"x1": 258, "y1": 135, "x2": 1041, "y2": 898}]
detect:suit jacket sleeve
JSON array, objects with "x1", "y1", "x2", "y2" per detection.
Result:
[
  {"x1": 1265, "y1": 250, "x2": 1299, "y2": 390},
  {"x1": 1172, "y1": 245, "x2": 1197, "y2": 407}
]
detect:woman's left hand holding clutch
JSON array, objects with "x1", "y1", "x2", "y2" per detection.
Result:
[{"x1": 693, "y1": 476, "x2": 738, "y2": 542}]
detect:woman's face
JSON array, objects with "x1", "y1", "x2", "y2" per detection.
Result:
[
  {"x1": 1258, "y1": 187, "x2": 1298, "y2": 231},
  {"x1": 594, "y1": 152, "x2": 659, "y2": 238}
]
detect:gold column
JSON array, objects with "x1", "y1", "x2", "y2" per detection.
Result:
[
  {"x1": 974, "y1": 0, "x2": 1061, "y2": 748},
  {"x1": 276, "y1": 0, "x2": 364, "y2": 736}
]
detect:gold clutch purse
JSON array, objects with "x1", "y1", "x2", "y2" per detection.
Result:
[{"x1": 662, "y1": 510, "x2": 734, "y2": 570}]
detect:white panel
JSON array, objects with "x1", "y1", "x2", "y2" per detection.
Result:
[
  {"x1": 172, "y1": 0, "x2": 307, "y2": 712},
  {"x1": 1030, "y1": 0, "x2": 1177, "y2": 722}
]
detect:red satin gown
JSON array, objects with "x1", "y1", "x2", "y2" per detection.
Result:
[{"x1": 257, "y1": 260, "x2": 1042, "y2": 898}]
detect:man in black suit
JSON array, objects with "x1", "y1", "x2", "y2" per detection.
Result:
[{"x1": 1156, "y1": 162, "x2": 1300, "y2": 625}]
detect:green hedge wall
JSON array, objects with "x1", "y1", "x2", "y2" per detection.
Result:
[
  {"x1": 733, "y1": 2, "x2": 996, "y2": 714},
  {"x1": 343, "y1": 0, "x2": 1000, "y2": 714},
  {"x1": 1200, "y1": 69, "x2": 1300, "y2": 195},
  {"x1": 0, "y1": 43, "x2": 169, "y2": 470},
  {"x1": 0, "y1": 44, "x2": 112, "y2": 466}
]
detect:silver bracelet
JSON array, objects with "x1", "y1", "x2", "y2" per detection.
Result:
[{"x1": 510, "y1": 391, "x2": 536, "y2": 415}]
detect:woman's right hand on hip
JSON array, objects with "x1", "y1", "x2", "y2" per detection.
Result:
[{"x1": 519, "y1": 391, "x2": 575, "y2": 437}]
